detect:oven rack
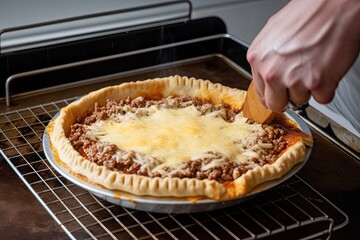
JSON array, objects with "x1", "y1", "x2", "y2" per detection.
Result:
[{"x1": 0, "y1": 98, "x2": 348, "y2": 240}]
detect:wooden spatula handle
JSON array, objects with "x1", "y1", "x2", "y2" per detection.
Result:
[{"x1": 243, "y1": 81, "x2": 277, "y2": 124}]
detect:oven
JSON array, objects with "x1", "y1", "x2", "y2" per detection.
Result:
[{"x1": 0, "y1": 1, "x2": 359, "y2": 239}]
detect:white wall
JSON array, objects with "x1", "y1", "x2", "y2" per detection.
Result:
[{"x1": 192, "y1": 0, "x2": 289, "y2": 44}]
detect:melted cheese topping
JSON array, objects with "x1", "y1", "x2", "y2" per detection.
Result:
[{"x1": 86, "y1": 106, "x2": 264, "y2": 171}]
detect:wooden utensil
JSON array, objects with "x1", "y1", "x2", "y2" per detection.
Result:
[{"x1": 243, "y1": 81, "x2": 277, "y2": 124}]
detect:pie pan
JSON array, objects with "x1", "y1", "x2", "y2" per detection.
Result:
[{"x1": 43, "y1": 109, "x2": 312, "y2": 213}]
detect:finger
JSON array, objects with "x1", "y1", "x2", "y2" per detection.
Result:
[
  {"x1": 251, "y1": 69, "x2": 266, "y2": 107},
  {"x1": 288, "y1": 82, "x2": 311, "y2": 105},
  {"x1": 310, "y1": 77, "x2": 339, "y2": 104},
  {"x1": 312, "y1": 88, "x2": 336, "y2": 104},
  {"x1": 263, "y1": 81, "x2": 289, "y2": 112}
]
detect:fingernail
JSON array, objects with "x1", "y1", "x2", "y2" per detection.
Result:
[
  {"x1": 259, "y1": 98, "x2": 267, "y2": 108},
  {"x1": 283, "y1": 104, "x2": 289, "y2": 112}
]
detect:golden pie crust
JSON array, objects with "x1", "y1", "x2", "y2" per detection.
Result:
[{"x1": 49, "y1": 75, "x2": 312, "y2": 200}]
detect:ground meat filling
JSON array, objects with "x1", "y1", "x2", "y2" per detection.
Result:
[{"x1": 68, "y1": 96, "x2": 289, "y2": 183}]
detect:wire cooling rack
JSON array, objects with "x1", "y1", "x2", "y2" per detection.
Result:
[{"x1": 0, "y1": 98, "x2": 349, "y2": 240}]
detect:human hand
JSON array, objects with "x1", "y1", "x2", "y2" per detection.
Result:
[{"x1": 247, "y1": 0, "x2": 360, "y2": 112}]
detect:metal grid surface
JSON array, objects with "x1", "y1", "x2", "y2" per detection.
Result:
[{"x1": 0, "y1": 98, "x2": 348, "y2": 240}]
